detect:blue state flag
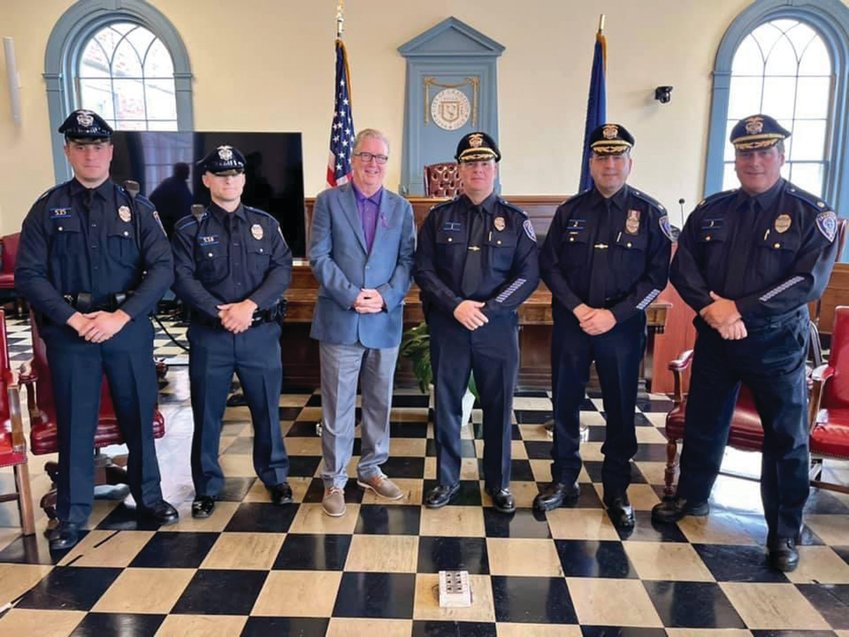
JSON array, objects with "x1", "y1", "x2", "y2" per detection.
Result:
[{"x1": 578, "y1": 28, "x2": 607, "y2": 193}]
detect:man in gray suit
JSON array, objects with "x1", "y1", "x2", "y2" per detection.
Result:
[{"x1": 310, "y1": 129, "x2": 416, "y2": 517}]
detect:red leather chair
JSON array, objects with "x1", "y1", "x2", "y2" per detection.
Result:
[
  {"x1": 808, "y1": 305, "x2": 849, "y2": 494},
  {"x1": 423, "y1": 162, "x2": 463, "y2": 198},
  {"x1": 0, "y1": 233, "x2": 25, "y2": 315},
  {"x1": 0, "y1": 310, "x2": 35, "y2": 534},
  {"x1": 18, "y1": 310, "x2": 165, "y2": 521}
]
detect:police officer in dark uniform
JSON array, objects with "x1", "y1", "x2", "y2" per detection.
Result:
[
  {"x1": 651, "y1": 114, "x2": 839, "y2": 572},
  {"x1": 172, "y1": 145, "x2": 293, "y2": 518},
  {"x1": 16, "y1": 109, "x2": 178, "y2": 550},
  {"x1": 534, "y1": 124, "x2": 672, "y2": 529},
  {"x1": 415, "y1": 132, "x2": 539, "y2": 513}
]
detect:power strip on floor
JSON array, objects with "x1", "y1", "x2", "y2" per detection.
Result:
[{"x1": 438, "y1": 570, "x2": 471, "y2": 607}]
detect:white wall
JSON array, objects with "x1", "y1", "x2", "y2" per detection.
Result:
[{"x1": 0, "y1": 0, "x2": 758, "y2": 233}]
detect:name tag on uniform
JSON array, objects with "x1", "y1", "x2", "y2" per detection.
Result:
[
  {"x1": 442, "y1": 221, "x2": 462, "y2": 232},
  {"x1": 50, "y1": 208, "x2": 72, "y2": 219},
  {"x1": 198, "y1": 235, "x2": 219, "y2": 246}
]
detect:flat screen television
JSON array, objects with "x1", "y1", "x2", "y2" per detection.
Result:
[{"x1": 110, "y1": 131, "x2": 306, "y2": 257}]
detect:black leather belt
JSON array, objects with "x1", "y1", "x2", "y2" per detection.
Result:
[
  {"x1": 192, "y1": 303, "x2": 285, "y2": 330},
  {"x1": 63, "y1": 291, "x2": 131, "y2": 313}
]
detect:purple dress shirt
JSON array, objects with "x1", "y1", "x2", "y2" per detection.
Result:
[{"x1": 352, "y1": 183, "x2": 383, "y2": 253}]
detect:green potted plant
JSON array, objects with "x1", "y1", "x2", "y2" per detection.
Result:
[{"x1": 400, "y1": 321, "x2": 478, "y2": 422}]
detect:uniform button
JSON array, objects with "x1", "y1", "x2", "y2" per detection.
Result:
[
  {"x1": 208, "y1": 252, "x2": 213, "y2": 257},
  {"x1": 448, "y1": 237, "x2": 453, "y2": 242},
  {"x1": 123, "y1": 231, "x2": 129, "y2": 236},
  {"x1": 706, "y1": 236, "x2": 711, "y2": 241},
  {"x1": 259, "y1": 248, "x2": 264, "y2": 253},
  {"x1": 91, "y1": 223, "x2": 97, "y2": 228},
  {"x1": 58, "y1": 226, "x2": 63, "y2": 232},
  {"x1": 627, "y1": 242, "x2": 632, "y2": 248},
  {"x1": 365, "y1": 265, "x2": 370, "y2": 269},
  {"x1": 497, "y1": 240, "x2": 502, "y2": 245},
  {"x1": 569, "y1": 237, "x2": 574, "y2": 242},
  {"x1": 774, "y1": 243, "x2": 781, "y2": 249}
]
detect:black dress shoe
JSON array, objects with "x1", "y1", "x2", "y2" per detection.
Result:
[
  {"x1": 486, "y1": 487, "x2": 516, "y2": 514},
  {"x1": 768, "y1": 537, "x2": 799, "y2": 572},
  {"x1": 425, "y1": 483, "x2": 460, "y2": 508},
  {"x1": 49, "y1": 521, "x2": 81, "y2": 551},
  {"x1": 604, "y1": 494, "x2": 635, "y2": 529},
  {"x1": 138, "y1": 500, "x2": 180, "y2": 525},
  {"x1": 191, "y1": 496, "x2": 216, "y2": 519},
  {"x1": 532, "y1": 482, "x2": 581, "y2": 512},
  {"x1": 269, "y1": 483, "x2": 294, "y2": 506},
  {"x1": 651, "y1": 496, "x2": 709, "y2": 523}
]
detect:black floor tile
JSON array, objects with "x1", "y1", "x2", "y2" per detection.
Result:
[
  {"x1": 16, "y1": 566, "x2": 122, "y2": 611},
  {"x1": 412, "y1": 620, "x2": 497, "y2": 636},
  {"x1": 631, "y1": 444, "x2": 670, "y2": 462},
  {"x1": 491, "y1": 575, "x2": 577, "y2": 623},
  {"x1": 797, "y1": 583, "x2": 849, "y2": 629},
  {"x1": 279, "y1": 406, "x2": 304, "y2": 421},
  {"x1": 95, "y1": 504, "x2": 168, "y2": 531},
  {"x1": 426, "y1": 439, "x2": 477, "y2": 458},
  {"x1": 0, "y1": 534, "x2": 63, "y2": 565},
  {"x1": 129, "y1": 531, "x2": 218, "y2": 568},
  {"x1": 273, "y1": 534, "x2": 351, "y2": 570},
  {"x1": 171, "y1": 569, "x2": 267, "y2": 615},
  {"x1": 355, "y1": 504, "x2": 421, "y2": 535},
  {"x1": 803, "y1": 489, "x2": 849, "y2": 515},
  {"x1": 70, "y1": 612, "x2": 165, "y2": 636},
  {"x1": 392, "y1": 394, "x2": 429, "y2": 408},
  {"x1": 523, "y1": 441, "x2": 553, "y2": 460},
  {"x1": 241, "y1": 617, "x2": 329, "y2": 636},
  {"x1": 584, "y1": 425, "x2": 608, "y2": 442},
  {"x1": 390, "y1": 422, "x2": 429, "y2": 438},
  {"x1": 584, "y1": 461, "x2": 648, "y2": 485},
  {"x1": 483, "y1": 509, "x2": 551, "y2": 538},
  {"x1": 644, "y1": 580, "x2": 745, "y2": 628},
  {"x1": 423, "y1": 480, "x2": 483, "y2": 507},
  {"x1": 216, "y1": 476, "x2": 257, "y2": 502},
  {"x1": 417, "y1": 536, "x2": 489, "y2": 574},
  {"x1": 636, "y1": 398, "x2": 674, "y2": 413},
  {"x1": 581, "y1": 628, "x2": 667, "y2": 637},
  {"x1": 617, "y1": 511, "x2": 688, "y2": 542},
  {"x1": 750, "y1": 632, "x2": 838, "y2": 637},
  {"x1": 224, "y1": 502, "x2": 299, "y2": 533},
  {"x1": 286, "y1": 421, "x2": 321, "y2": 437},
  {"x1": 332, "y1": 572, "x2": 415, "y2": 618},
  {"x1": 514, "y1": 409, "x2": 553, "y2": 425},
  {"x1": 693, "y1": 543, "x2": 789, "y2": 582},
  {"x1": 301, "y1": 478, "x2": 364, "y2": 504},
  {"x1": 305, "y1": 395, "x2": 323, "y2": 406},
  {"x1": 380, "y1": 456, "x2": 426, "y2": 479},
  {"x1": 507, "y1": 459, "x2": 535, "y2": 482},
  {"x1": 514, "y1": 389, "x2": 550, "y2": 398},
  {"x1": 834, "y1": 545, "x2": 849, "y2": 566},
  {"x1": 555, "y1": 540, "x2": 638, "y2": 579},
  {"x1": 287, "y1": 455, "x2": 323, "y2": 477},
  {"x1": 632, "y1": 413, "x2": 655, "y2": 427}
]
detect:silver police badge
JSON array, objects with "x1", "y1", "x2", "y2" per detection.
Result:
[
  {"x1": 493, "y1": 216, "x2": 506, "y2": 231},
  {"x1": 774, "y1": 213, "x2": 792, "y2": 233},
  {"x1": 77, "y1": 111, "x2": 94, "y2": 127},
  {"x1": 251, "y1": 223, "x2": 264, "y2": 240},
  {"x1": 118, "y1": 205, "x2": 131, "y2": 223},
  {"x1": 218, "y1": 146, "x2": 234, "y2": 161},
  {"x1": 625, "y1": 209, "x2": 641, "y2": 235}
]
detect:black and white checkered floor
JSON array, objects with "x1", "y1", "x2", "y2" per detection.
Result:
[{"x1": 1, "y1": 314, "x2": 848, "y2": 636}]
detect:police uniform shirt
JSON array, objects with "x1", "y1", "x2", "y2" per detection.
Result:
[
  {"x1": 671, "y1": 178, "x2": 838, "y2": 320},
  {"x1": 16, "y1": 178, "x2": 174, "y2": 325},
  {"x1": 414, "y1": 193, "x2": 540, "y2": 316},
  {"x1": 540, "y1": 185, "x2": 672, "y2": 323},
  {"x1": 172, "y1": 202, "x2": 292, "y2": 319}
]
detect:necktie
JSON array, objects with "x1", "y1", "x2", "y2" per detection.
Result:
[
  {"x1": 84, "y1": 188, "x2": 94, "y2": 212},
  {"x1": 461, "y1": 205, "x2": 485, "y2": 298},
  {"x1": 588, "y1": 199, "x2": 612, "y2": 308}
]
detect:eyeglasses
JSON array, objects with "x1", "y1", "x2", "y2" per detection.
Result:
[{"x1": 353, "y1": 152, "x2": 389, "y2": 164}]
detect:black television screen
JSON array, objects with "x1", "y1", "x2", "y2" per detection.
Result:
[{"x1": 110, "y1": 131, "x2": 306, "y2": 257}]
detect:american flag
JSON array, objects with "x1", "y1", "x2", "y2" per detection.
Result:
[{"x1": 326, "y1": 38, "x2": 356, "y2": 188}]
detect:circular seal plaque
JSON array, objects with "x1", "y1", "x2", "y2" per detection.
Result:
[{"x1": 431, "y1": 88, "x2": 471, "y2": 131}]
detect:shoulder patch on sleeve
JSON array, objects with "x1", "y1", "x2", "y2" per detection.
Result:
[
  {"x1": 630, "y1": 187, "x2": 666, "y2": 212},
  {"x1": 523, "y1": 219, "x2": 537, "y2": 242},
  {"x1": 816, "y1": 210, "x2": 838, "y2": 242},
  {"x1": 659, "y1": 215, "x2": 676, "y2": 241}
]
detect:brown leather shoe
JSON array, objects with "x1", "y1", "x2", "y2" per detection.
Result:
[{"x1": 322, "y1": 487, "x2": 347, "y2": 517}]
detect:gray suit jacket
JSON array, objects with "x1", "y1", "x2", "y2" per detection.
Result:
[{"x1": 309, "y1": 183, "x2": 416, "y2": 348}]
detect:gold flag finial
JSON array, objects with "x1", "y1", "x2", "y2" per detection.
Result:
[
  {"x1": 598, "y1": 14, "x2": 605, "y2": 34},
  {"x1": 336, "y1": 0, "x2": 345, "y2": 38}
]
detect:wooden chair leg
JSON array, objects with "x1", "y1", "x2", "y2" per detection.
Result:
[
  {"x1": 13, "y1": 462, "x2": 35, "y2": 536},
  {"x1": 664, "y1": 438, "x2": 678, "y2": 498}
]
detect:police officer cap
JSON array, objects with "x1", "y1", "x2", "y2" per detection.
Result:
[
  {"x1": 589, "y1": 123, "x2": 634, "y2": 155},
  {"x1": 730, "y1": 114, "x2": 791, "y2": 151},
  {"x1": 198, "y1": 145, "x2": 246, "y2": 175},
  {"x1": 58, "y1": 109, "x2": 113, "y2": 142},
  {"x1": 455, "y1": 131, "x2": 501, "y2": 163}
]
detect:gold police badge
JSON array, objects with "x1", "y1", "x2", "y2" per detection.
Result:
[
  {"x1": 745, "y1": 116, "x2": 764, "y2": 135},
  {"x1": 468, "y1": 133, "x2": 484, "y2": 148},
  {"x1": 493, "y1": 216, "x2": 506, "y2": 231},
  {"x1": 625, "y1": 209, "x2": 641, "y2": 235},
  {"x1": 602, "y1": 124, "x2": 619, "y2": 139},
  {"x1": 118, "y1": 205, "x2": 132, "y2": 223},
  {"x1": 251, "y1": 223, "x2": 264, "y2": 240},
  {"x1": 774, "y1": 214, "x2": 792, "y2": 233},
  {"x1": 219, "y1": 146, "x2": 234, "y2": 161}
]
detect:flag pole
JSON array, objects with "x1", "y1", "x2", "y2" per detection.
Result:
[{"x1": 336, "y1": 0, "x2": 345, "y2": 38}]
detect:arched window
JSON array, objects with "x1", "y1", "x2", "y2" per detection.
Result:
[
  {"x1": 78, "y1": 22, "x2": 178, "y2": 131},
  {"x1": 45, "y1": 0, "x2": 192, "y2": 179},
  {"x1": 705, "y1": 0, "x2": 849, "y2": 222}
]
